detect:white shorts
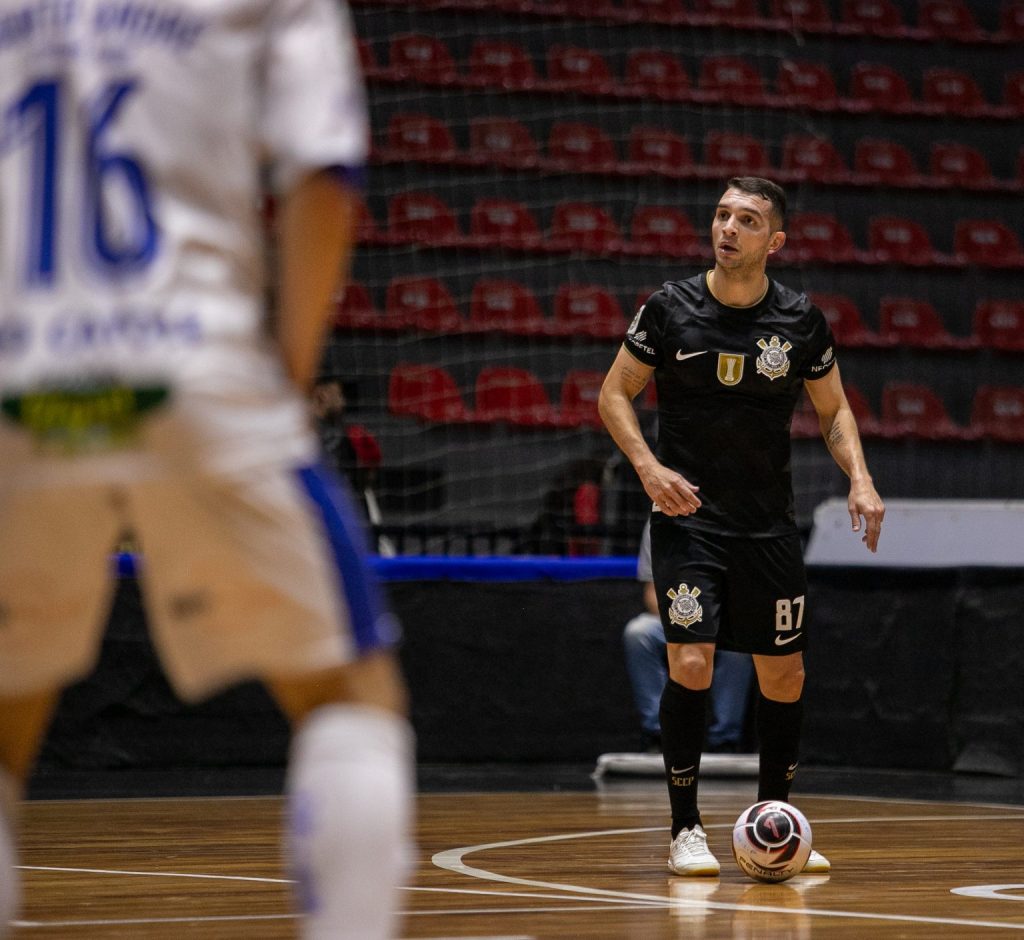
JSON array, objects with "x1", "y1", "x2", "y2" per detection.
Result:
[{"x1": 0, "y1": 463, "x2": 398, "y2": 701}]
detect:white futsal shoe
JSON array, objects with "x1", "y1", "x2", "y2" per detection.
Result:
[
  {"x1": 668, "y1": 825, "x2": 721, "y2": 876},
  {"x1": 802, "y1": 848, "x2": 831, "y2": 873}
]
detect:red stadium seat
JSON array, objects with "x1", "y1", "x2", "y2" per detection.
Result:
[
  {"x1": 354, "y1": 200, "x2": 386, "y2": 246},
  {"x1": 922, "y1": 68, "x2": 987, "y2": 116},
  {"x1": 843, "y1": 384, "x2": 882, "y2": 437},
  {"x1": 552, "y1": 284, "x2": 626, "y2": 338},
  {"x1": 1003, "y1": 71, "x2": 1024, "y2": 115},
  {"x1": 1001, "y1": 0, "x2": 1024, "y2": 39},
  {"x1": 466, "y1": 39, "x2": 539, "y2": 90},
  {"x1": 385, "y1": 277, "x2": 463, "y2": 333},
  {"x1": 780, "y1": 135, "x2": 848, "y2": 183},
  {"x1": 810, "y1": 293, "x2": 884, "y2": 348},
  {"x1": 973, "y1": 300, "x2": 1024, "y2": 351},
  {"x1": 389, "y1": 364, "x2": 473, "y2": 424},
  {"x1": 771, "y1": 0, "x2": 832, "y2": 29},
  {"x1": 469, "y1": 198, "x2": 542, "y2": 251},
  {"x1": 690, "y1": 0, "x2": 762, "y2": 26},
  {"x1": 867, "y1": 216, "x2": 946, "y2": 266},
  {"x1": 381, "y1": 113, "x2": 456, "y2": 163},
  {"x1": 840, "y1": 0, "x2": 907, "y2": 35},
  {"x1": 474, "y1": 367, "x2": 562, "y2": 427},
  {"x1": 627, "y1": 127, "x2": 695, "y2": 176},
  {"x1": 703, "y1": 131, "x2": 770, "y2": 175},
  {"x1": 917, "y1": 0, "x2": 983, "y2": 40},
  {"x1": 624, "y1": 49, "x2": 691, "y2": 99},
  {"x1": 928, "y1": 142, "x2": 995, "y2": 189},
  {"x1": 618, "y1": 0, "x2": 688, "y2": 19},
  {"x1": 333, "y1": 282, "x2": 386, "y2": 332},
  {"x1": 546, "y1": 122, "x2": 618, "y2": 172},
  {"x1": 545, "y1": 45, "x2": 614, "y2": 95},
  {"x1": 388, "y1": 34, "x2": 458, "y2": 85},
  {"x1": 852, "y1": 138, "x2": 922, "y2": 187},
  {"x1": 559, "y1": 370, "x2": 607, "y2": 428},
  {"x1": 784, "y1": 212, "x2": 860, "y2": 263},
  {"x1": 387, "y1": 191, "x2": 461, "y2": 246},
  {"x1": 699, "y1": 56, "x2": 767, "y2": 104},
  {"x1": 548, "y1": 202, "x2": 623, "y2": 255},
  {"x1": 878, "y1": 297, "x2": 977, "y2": 350},
  {"x1": 467, "y1": 117, "x2": 540, "y2": 168},
  {"x1": 356, "y1": 39, "x2": 383, "y2": 79},
  {"x1": 468, "y1": 280, "x2": 548, "y2": 335},
  {"x1": 627, "y1": 205, "x2": 701, "y2": 258},
  {"x1": 881, "y1": 383, "x2": 968, "y2": 440},
  {"x1": 971, "y1": 386, "x2": 1024, "y2": 442},
  {"x1": 849, "y1": 62, "x2": 914, "y2": 113},
  {"x1": 775, "y1": 59, "x2": 839, "y2": 109},
  {"x1": 954, "y1": 219, "x2": 1024, "y2": 268}
]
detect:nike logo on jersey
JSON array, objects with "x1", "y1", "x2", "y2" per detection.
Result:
[
  {"x1": 775, "y1": 633, "x2": 802, "y2": 646},
  {"x1": 675, "y1": 350, "x2": 707, "y2": 361},
  {"x1": 670, "y1": 766, "x2": 695, "y2": 774}
]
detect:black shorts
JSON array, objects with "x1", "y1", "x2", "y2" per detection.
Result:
[{"x1": 650, "y1": 517, "x2": 808, "y2": 655}]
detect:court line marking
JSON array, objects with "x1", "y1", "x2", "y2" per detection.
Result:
[
  {"x1": 432, "y1": 813, "x2": 1024, "y2": 932},
  {"x1": 17, "y1": 808, "x2": 1024, "y2": 929}
]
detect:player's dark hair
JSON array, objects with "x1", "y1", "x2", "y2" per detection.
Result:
[{"x1": 726, "y1": 177, "x2": 787, "y2": 230}]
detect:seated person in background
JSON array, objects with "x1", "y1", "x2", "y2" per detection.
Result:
[{"x1": 624, "y1": 520, "x2": 755, "y2": 753}]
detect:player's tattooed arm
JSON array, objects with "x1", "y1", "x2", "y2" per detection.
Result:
[
  {"x1": 825, "y1": 420, "x2": 845, "y2": 453},
  {"x1": 619, "y1": 361, "x2": 651, "y2": 400}
]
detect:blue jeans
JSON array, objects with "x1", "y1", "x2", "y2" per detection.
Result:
[{"x1": 622, "y1": 613, "x2": 755, "y2": 747}]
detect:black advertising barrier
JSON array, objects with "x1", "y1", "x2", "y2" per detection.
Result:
[{"x1": 34, "y1": 559, "x2": 1024, "y2": 774}]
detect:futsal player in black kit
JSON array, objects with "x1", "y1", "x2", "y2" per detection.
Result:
[{"x1": 599, "y1": 177, "x2": 885, "y2": 877}]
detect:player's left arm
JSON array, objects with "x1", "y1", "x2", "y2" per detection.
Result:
[
  {"x1": 805, "y1": 364, "x2": 885, "y2": 552},
  {"x1": 275, "y1": 170, "x2": 362, "y2": 391}
]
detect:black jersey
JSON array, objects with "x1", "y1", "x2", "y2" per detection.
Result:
[{"x1": 624, "y1": 273, "x2": 837, "y2": 537}]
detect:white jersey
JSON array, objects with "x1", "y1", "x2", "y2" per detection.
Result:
[{"x1": 0, "y1": 0, "x2": 369, "y2": 485}]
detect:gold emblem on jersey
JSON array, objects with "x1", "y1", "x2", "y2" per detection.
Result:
[
  {"x1": 716, "y1": 353, "x2": 744, "y2": 386},
  {"x1": 667, "y1": 583, "x2": 703, "y2": 628},
  {"x1": 756, "y1": 335, "x2": 793, "y2": 381}
]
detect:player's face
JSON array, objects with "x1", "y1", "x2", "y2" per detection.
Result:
[{"x1": 711, "y1": 190, "x2": 785, "y2": 273}]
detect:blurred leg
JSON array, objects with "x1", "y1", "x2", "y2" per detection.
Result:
[{"x1": 267, "y1": 652, "x2": 414, "y2": 940}]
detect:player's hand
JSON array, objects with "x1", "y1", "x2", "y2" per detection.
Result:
[
  {"x1": 848, "y1": 478, "x2": 884, "y2": 552},
  {"x1": 638, "y1": 461, "x2": 701, "y2": 517}
]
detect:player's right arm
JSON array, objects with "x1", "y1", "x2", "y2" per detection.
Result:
[{"x1": 599, "y1": 346, "x2": 701, "y2": 517}]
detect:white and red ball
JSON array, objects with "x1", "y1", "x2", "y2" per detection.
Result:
[{"x1": 731, "y1": 800, "x2": 813, "y2": 883}]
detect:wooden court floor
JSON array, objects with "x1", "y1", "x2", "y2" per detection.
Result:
[{"x1": 11, "y1": 778, "x2": 1024, "y2": 938}]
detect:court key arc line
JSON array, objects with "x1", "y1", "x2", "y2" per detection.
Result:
[{"x1": 432, "y1": 817, "x2": 1024, "y2": 932}]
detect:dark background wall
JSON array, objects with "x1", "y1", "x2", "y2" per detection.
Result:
[{"x1": 35, "y1": 568, "x2": 1024, "y2": 778}]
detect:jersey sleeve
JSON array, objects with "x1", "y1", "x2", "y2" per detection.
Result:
[
  {"x1": 800, "y1": 305, "x2": 838, "y2": 380},
  {"x1": 623, "y1": 290, "x2": 667, "y2": 367},
  {"x1": 261, "y1": 0, "x2": 370, "y2": 193}
]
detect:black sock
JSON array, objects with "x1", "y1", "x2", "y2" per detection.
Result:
[
  {"x1": 756, "y1": 693, "x2": 804, "y2": 802},
  {"x1": 659, "y1": 678, "x2": 708, "y2": 837}
]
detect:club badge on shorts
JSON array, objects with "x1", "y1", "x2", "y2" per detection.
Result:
[
  {"x1": 756, "y1": 335, "x2": 792, "y2": 380},
  {"x1": 667, "y1": 583, "x2": 703, "y2": 628}
]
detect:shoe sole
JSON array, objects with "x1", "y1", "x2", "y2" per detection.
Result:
[
  {"x1": 667, "y1": 861, "x2": 721, "y2": 876},
  {"x1": 801, "y1": 861, "x2": 831, "y2": 874}
]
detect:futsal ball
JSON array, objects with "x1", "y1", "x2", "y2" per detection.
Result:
[{"x1": 732, "y1": 800, "x2": 812, "y2": 883}]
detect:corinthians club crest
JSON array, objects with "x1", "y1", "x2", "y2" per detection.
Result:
[
  {"x1": 667, "y1": 583, "x2": 703, "y2": 628},
  {"x1": 756, "y1": 335, "x2": 793, "y2": 381}
]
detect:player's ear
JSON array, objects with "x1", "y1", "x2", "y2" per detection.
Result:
[{"x1": 767, "y1": 231, "x2": 786, "y2": 255}]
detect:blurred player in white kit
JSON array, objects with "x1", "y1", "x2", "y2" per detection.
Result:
[{"x1": 0, "y1": 2, "x2": 413, "y2": 937}]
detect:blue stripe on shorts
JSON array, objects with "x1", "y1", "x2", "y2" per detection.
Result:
[{"x1": 295, "y1": 464, "x2": 400, "y2": 653}]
